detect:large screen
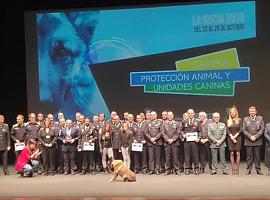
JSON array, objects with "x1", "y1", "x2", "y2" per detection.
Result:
[{"x1": 25, "y1": 1, "x2": 270, "y2": 121}]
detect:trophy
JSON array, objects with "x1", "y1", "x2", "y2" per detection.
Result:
[{"x1": 65, "y1": 135, "x2": 72, "y2": 143}]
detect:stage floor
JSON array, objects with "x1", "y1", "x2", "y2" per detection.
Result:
[{"x1": 0, "y1": 163, "x2": 270, "y2": 199}]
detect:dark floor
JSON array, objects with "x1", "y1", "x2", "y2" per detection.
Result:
[{"x1": 0, "y1": 163, "x2": 269, "y2": 198}]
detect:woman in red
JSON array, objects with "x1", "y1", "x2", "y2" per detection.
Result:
[{"x1": 15, "y1": 139, "x2": 41, "y2": 177}]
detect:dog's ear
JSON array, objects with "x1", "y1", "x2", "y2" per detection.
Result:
[{"x1": 66, "y1": 12, "x2": 99, "y2": 45}]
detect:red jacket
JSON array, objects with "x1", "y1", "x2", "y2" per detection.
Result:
[{"x1": 15, "y1": 147, "x2": 31, "y2": 172}]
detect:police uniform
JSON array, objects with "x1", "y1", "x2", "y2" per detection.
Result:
[
  {"x1": 133, "y1": 121, "x2": 148, "y2": 174},
  {"x1": 25, "y1": 122, "x2": 40, "y2": 141},
  {"x1": 56, "y1": 124, "x2": 65, "y2": 173},
  {"x1": 74, "y1": 123, "x2": 84, "y2": 173},
  {"x1": 161, "y1": 120, "x2": 181, "y2": 175},
  {"x1": 10, "y1": 123, "x2": 27, "y2": 160},
  {"x1": 208, "y1": 121, "x2": 228, "y2": 174},
  {"x1": 199, "y1": 119, "x2": 212, "y2": 173},
  {"x1": 264, "y1": 123, "x2": 270, "y2": 175},
  {"x1": 38, "y1": 127, "x2": 58, "y2": 174},
  {"x1": 242, "y1": 116, "x2": 264, "y2": 174},
  {"x1": 0, "y1": 123, "x2": 10, "y2": 174},
  {"x1": 78, "y1": 124, "x2": 97, "y2": 174},
  {"x1": 111, "y1": 122, "x2": 122, "y2": 160},
  {"x1": 181, "y1": 118, "x2": 201, "y2": 175},
  {"x1": 145, "y1": 119, "x2": 163, "y2": 175}
]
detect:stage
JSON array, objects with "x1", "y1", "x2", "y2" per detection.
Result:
[{"x1": 0, "y1": 164, "x2": 270, "y2": 199}]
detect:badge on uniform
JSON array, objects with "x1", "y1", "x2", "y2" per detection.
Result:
[
  {"x1": 132, "y1": 143, "x2": 143, "y2": 152},
  {"x1": 14, "y1": 142, "x2": 25, "y2": 151},
  {"x1": 83, "y1": 142, "x2": 95, "y2": 151},
  {"x1": 46, "y1": 135, "x2": 51, "y2": 139}
]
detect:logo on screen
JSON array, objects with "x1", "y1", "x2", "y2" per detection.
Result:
[{"x1": 130, "y1": 48, "x2": 250, "y2": 96}]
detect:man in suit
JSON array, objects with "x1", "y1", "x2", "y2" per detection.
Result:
[
  {"x1": 208, "y1": 112, "x2": 229, "y2": 175},
  {"x1": 198, "y1": 111, "x2": 212, "y2": 173},
  {"x1": 133, "y1": 114, "x2": 148, "y2": 174},
  {"x1": 0, "y1": 115, "x2": 11, "y2": 175},
  {"x1": 242, "y1": 106, "x2": 264, "y2": 175},
  {"x1": 60, "y1": 119, "x2": 79, "y2": 175},
  {"x1": 264, "y1": 122, "x2": 270, "y2": 176},
  {"x1": 161, "y1": 111, "x2": 181, "y2": 175}
]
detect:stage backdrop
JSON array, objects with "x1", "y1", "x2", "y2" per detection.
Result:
[{"x1": 25, "y1": 0, "x2": 270, "y2": 121}]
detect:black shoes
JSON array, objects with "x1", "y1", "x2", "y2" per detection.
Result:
[
  {"x1": 185, "y1": 169, "x2": 190, "y2": 175},
  {"x1": 4, "y1": 171, "x2": 9, "y2": 175},
  {"x1": 222, "y1": 171, "x2": 229, "y2": 175},
  {"x1": 80, "y1": 170, "x2": 86, "y2": 175},
  {"x1": 165, "y1": 170, "x2": 170, "y2": 175},
  {"x1": 148, "y1": 170, "x2": 154, "y2": 175},
  {"x1": 142, "y1": 169, "x2": 147, "y2": 174},
  {"x1": 91, "y1": 170, "x2": 97, "y2": 175},
  {"x1": 210, "y1": 171, "x2": 217, "y2": 175},
  {"x1": 194, "y1": 169, "x2": 200, "y2": 175},
  {"x1": 199, "y1": 168, "x2": 205, "y2": 174},
  {"x1": 246, "y1": 170, "x2": 251, "y2": 175},
  {"x1": 256, "y1": 170, "x2": 263, "y2": 175},
  {"x1": 155, "y1": 170, "x2": 160, "y2": 175}
]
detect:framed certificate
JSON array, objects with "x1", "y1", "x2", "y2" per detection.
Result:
[
  {"x1": 186, "y1": 132, "x2": 198, "y2": 142},
  {"x1": 14, "y1": 142, "x2": 25, "y2": 151},
  {"x1": 83, "y1": 142, "x2": 95, "y2": 151},
  {"x1": 132, "y1": 143, "x2": 143, "y2": 152}
]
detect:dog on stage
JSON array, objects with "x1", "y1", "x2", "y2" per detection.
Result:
[{"x1": 107, "y1": 157, "x2": 136, "y2": 182}]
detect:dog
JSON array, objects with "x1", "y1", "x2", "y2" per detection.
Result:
[{"x1": 107, "y1": 157, "x2": 136, "y2": 182}]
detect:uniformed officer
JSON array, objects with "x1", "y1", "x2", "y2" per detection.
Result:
[
  {"x1": 160, "y1": 110, "x2": 168, "y2": 174},
  {"x1": 96, "y1": 112, "x2": 106, "y2": 172},
  {"x1": 0, "y1": 115, "x2": 11, "y2": 175},
  {"x1": 123, "y1": 112, "x2": 129, "y2": 123},
  {"x1": 161, "y1": 111, "x2": 181, "y2": 175},
  {"x1": 111, "y1": 115, "x2": 122, "y2": 160},
  {"x1": 56, "y1": 117, "x2": 66, "y2": 174},
  {"x1": 126, "y1": 113, "x2": 136, "y2": 170},
  {"x1": 74, "y1": 114, "x2": 84, "y2": 173},
  {"x1": 133, "y1": 114, "x2": 148, "y2": 174},
  {"x1": 145, "y1": 111, "x2": 163, "y2": 175},
  {"x1": 10, "y1": 114, "x2": 27, "y2": 162},
  {"x1": 208, "y1": 112, "x2": 229, "y2": 175},
  {"x1": 38, "y1": 118, "x2": 58, "y2": 175},
  {"x1": 181, "y1": 109, "x2": 201, "y2": 175},
  {"x1": 37, "y1": 112, "x2": 44, "y2": 127},
  {"x1": 198, "y1": 111, "x2": 212, "y2": 173},
  {"x1": 25, "y1": 113, "x2": 40, "y2": 141},
  {"x1": 264, "y1": 122, "x2": 270, "y2": 176},
  {"x1": 107, "y1": 111, "x2": 117, "y2": 125},
  {"x1": 78, "y1": 118, "x2": 97, "y2": 175},
  {"x1": 242, "y1": 106, "x2": 264, "y2": 175}
]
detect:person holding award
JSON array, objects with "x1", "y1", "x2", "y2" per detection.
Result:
[
  {"x1": 59, "y1": 119, "x2": 79, "y2": 175},
  {"x1": 181, "y1": 109, "x2": 201, "y2": 175}
]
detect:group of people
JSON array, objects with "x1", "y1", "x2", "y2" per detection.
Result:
[{"x1": 0, "y1": 105, "x2": 269, "y2": 177}]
